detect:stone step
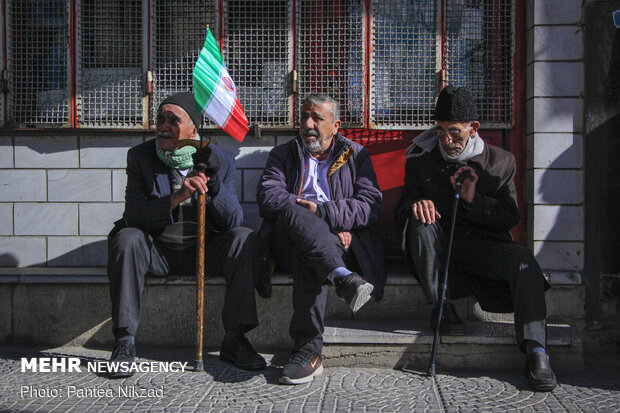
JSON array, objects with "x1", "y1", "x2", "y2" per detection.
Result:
[
  {"x1": 321, "y1": 318, "x2": 583, "y2": 372},
  {"x1": 0, "y1": 267, "x2": 585, "y2": 358}
]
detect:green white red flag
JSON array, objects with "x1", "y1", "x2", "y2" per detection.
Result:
[{"x1": 193, "y1": 28, "x2": 248, "y2": 142}]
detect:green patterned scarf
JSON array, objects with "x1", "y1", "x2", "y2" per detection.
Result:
[{"x1": 156, "y1": 134, "x2": 201, "y2": 169}]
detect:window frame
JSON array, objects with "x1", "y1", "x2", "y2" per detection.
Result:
[{"x1": 3, "y1": 0, "x2": 515, "y2": 131}]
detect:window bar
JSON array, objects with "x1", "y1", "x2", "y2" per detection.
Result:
[
  {"x1": 76, "y1": 0, "x2": 143, "y2": 128},
  {"x1": 223, "y1": 0, "x2": 292, "y2": 128},
  {"x1": 150, "y1": 0, "x2": 215, "y2": 128},
  {"x1": 296, "y1": 0, "x2": 365, "y2": 127},
  {"x1": 370, "y1": 0, "x2": 438, "y2": 129},
  {"x1": 7, "y1": 0, "x2": 70, "y2": 127},
  {"x1": 444, "y1": 0, "x2": 513, "y2": 128}
]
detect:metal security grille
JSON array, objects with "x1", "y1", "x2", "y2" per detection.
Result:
[
  {"x1": 370, "y1": 0, "x2": 438, "y2": 129},
  {"x1": 224, "y1": 0, "x2": 291, "y2": 127},
  {"x1": 151, "y1": 0, "x2": 215, "y2": 127},
  {"x1": 8, "y1": 0, "x2": 69, "y2": 127},
  {"x1": 76, "y1": 0, "x2": 143, "y2": 127},
  {"x1": 296, "y1": 0, "x2": 364, "y2": 126},
  {"x1": 444, "y1": 0, "x2": 513, "y2": 127}
]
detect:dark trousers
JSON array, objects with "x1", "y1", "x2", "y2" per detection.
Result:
[
  {"x1": 270, "y1": 204, "x2": 354, "y2": 354},
  {"x1": 107, "y1": 226, "x2": 260, "y2": 340},
  {"x1": 406, "y1": 219, "x2": 548, "y2": 352}
]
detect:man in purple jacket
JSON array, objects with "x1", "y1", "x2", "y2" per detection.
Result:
[{"x1": 257, "y1": 94, "x2": 385, "y2": 385}]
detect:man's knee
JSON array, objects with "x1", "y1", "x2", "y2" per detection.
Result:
[
  {"x1": 406, "y1": 219, "x2": 442, "y2": 250},
  {"x1": 509, "y1": 244, "x2": 542, "y2": 279},
  {"x1": 277, "y1": 203, "x2": 323, "y2": 230},
  {"x1": 223, "y1": 226, "x2": 259, "y2": 257},
  {"x1": 109, "y1": 227, "x2": 149, "y2": 255}
]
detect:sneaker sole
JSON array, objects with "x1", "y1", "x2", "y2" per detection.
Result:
[
  {"x1": 219, "y1": 352, "x2": 267, "y2": 371},
  {"x1": 349, "y1": 283, "x2": 374, "y2": 313},
  {"x1": 279, "y1": 364, "x2": 323, "y2": 385}
]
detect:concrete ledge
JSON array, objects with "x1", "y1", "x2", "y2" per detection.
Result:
[
  {"x1": 0, "y1": 267, "x2": 583, "y2": 286},
  {"x1": 323, "y1": 319, "x2": 576, "y2": 346}
]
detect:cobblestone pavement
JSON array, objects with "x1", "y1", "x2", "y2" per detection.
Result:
[{"x1": 0, "y1": 347, "x2": 619, "y2": 412}]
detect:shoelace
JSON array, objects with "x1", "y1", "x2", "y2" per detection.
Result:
[
  {"x1": 112, "y1": 342, "x2": 134, "y2": 359},
  {"x1": 336, "y1": 274, "x2": 355, "y2": 288},
  {"x1": 289, "y1": 350, "x2": 318, "y2": 365}
]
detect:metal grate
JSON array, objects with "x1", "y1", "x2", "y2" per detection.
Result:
[
  {"x1": 296, "y1": 0, "x2": 364, "y2": 126},
  {"x1": 444, "y1": 0, "x2": 513, "y2": 127},
  {"x1": 370, "y1": 0, "x2": 438, "y2": 129},
  {"x1": 8, "y1": 0, "x2": 70, "y2": 127},
  {"x1": 76, "y1": 0, "x2": 143, "y2": 127},
  {"x1": 151, "y1": 0, "x2": 215, "y2": 127},
  {"x1": 224, "y1": 0, "x2": 291, "y2": 127}
]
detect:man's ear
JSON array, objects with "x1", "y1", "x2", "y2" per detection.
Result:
[
  {"x1": 470, "y1": 120, "x2": 481, "y2": 135},
  {"x1": 332, "y1": 119, "x2": 341, "y2": 135}
]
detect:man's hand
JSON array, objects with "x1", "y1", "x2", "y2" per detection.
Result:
[
  {"x1": 336, "y1": 231, "x2": 352, "y2": 250},
  {"x1": 450, "y1": 166, "x2": 478, "y2": 204},
  {"x1": 412, "y1": 199, "x2": 441, "y2": 224},
  {"x1": 171, "y1": 172, "x2": 209, "y2": 208},
  {"x1": 296, "y1": 198, "x2": 320, "y2": 216}
]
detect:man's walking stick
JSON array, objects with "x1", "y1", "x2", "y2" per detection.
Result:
[
  {"x1": 178, "y1": 138, "x2": 209, "y2": 372},
  {"x1": 427, "y1": 171, "x2": 470, "y2": 376},
  {"x1": 195, "y1": 190, "x2": 206, "y2": 371}
]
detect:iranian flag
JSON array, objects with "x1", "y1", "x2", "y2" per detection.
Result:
[{"x1": 193, "y1": 28, "x2": 249, "y2": 142}]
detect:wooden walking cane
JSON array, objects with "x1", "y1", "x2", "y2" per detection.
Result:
[{"x1": 177, "y1": 137, "x2": 210, "y2": 372}]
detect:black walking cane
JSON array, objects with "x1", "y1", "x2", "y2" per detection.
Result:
[
  {"x1": 427, "y1": 169, "x2": 472, "y2": 376},
  {"x1": 177, "y1": 137, "x2": 210, "y2": 372}
]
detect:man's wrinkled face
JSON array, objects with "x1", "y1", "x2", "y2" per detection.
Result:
[
  {"x1": 435, "y1": 120, "x2": 477, "y2": 157},
  {"x1": 299, "y1": 102, "x2": 341, "y2": 155},
  {"x1": 156, "y1": 104, "x2": 197, "y2": 151}
]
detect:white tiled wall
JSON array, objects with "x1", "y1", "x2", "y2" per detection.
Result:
[{"x1": 526, "y1": 0, "x2": 584, "y2": 274}]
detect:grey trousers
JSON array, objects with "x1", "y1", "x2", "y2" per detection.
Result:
[
  {"x1": 406, "y1": 219, "x2": 548, "y2": 351},
  {"x1": 270, "y1": 204, "x2": 356, "y2": 354},
  {"x1": 107, "y1": 226, "x2": 260, "y2": 340}
]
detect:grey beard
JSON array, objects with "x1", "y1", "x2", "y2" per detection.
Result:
[
  {"x1": 302, "y1": 137, "x2": 322, "y2": 153},
  {"x1": 438, "y1": 134, "x2": 485, "y2": 163}
]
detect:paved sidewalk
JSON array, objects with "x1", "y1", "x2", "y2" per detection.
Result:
[{"x1": 0, "y1": 346, "x2": 619, "y2": 412}]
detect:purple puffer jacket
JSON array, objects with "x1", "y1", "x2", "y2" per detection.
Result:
[{"x1": 257, "y1": 133, "x2": 386, "y2": 299}]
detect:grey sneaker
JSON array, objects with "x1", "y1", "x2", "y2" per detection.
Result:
[
  {"x1": 280, "y1": 350, "x2": 323, "y2": 385},
  {"x1": 334, "y1": 272, "x2": 374, "y2": 313},
  {"x1": 108, "y1": 341, "x2": 136, "y2": 379}
]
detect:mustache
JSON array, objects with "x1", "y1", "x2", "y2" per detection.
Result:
[
  {"x1": 302, "y1": 129, "x2": 319, "y2": 137},
  {"x1": 157, "y1": 131, "x2": 173, "y2": 139}
]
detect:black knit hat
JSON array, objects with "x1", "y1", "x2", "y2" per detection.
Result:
[
  {"x1": 158, "y1": 92, "x2": 203, "y2": 128},
  {"x1": 434, "y1": 85, "x2": 478, "y2": 122}
]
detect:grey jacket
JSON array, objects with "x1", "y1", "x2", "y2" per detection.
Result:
[{"x1": 257, "y1": 133, "x2": 386, "y2": 299}]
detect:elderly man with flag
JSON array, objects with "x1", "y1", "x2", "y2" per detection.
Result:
[{"x1": 106, "y1": 29, "x2": 266, "y2": 377}]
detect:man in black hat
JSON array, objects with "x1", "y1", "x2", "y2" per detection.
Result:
[
  {"x1": 106, "y1": 92, "x2": 266, "y2": 377},
  {"x1": 395, "y1": 85, "x2": 557, "y2": 392}
]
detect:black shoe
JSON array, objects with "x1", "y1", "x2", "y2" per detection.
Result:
[
  {"x1": 279, "y1": 350, "x2": 323, "y2": 385},
  {"x1": 525, "y1": 352, "x2": 557, "y2": 392},
  {"x1": 108, "y1": 341, "x2": 136, "y2": 379},
  {"x1": 220, "y1": 335, "x2": 267, "y2": 371},
  {"x1": 430, "y1": 301, "x2": 466, "y2": 335},
  {"x1": 334, "y1": 273, "x2": 374, "y2": 313}
]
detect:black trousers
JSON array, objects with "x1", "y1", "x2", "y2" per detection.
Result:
[
  {"x1": 270, "y1": 204, "x2": 356, "y2": 354},
  {"x1": 406, "y1": 219, "x2": 548, "y2": 352},
  {"x1": 107, "y1": 226, "x2": 260, "y2": 340}
]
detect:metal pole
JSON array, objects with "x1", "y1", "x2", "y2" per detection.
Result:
[{"x1": 427, "y1": 180, "x2": 462, "y2": 377}]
